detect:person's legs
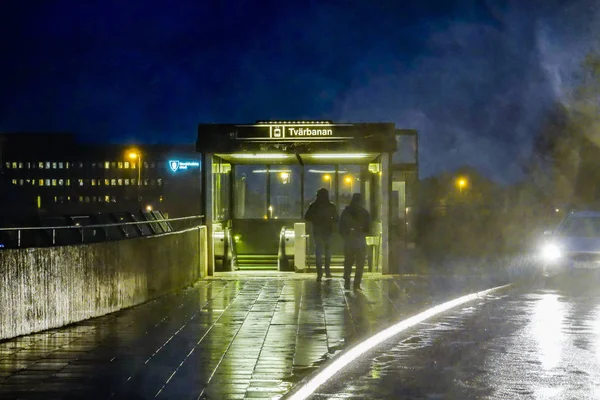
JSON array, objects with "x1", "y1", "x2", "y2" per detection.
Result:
[
  {"x1": 323, "y1": 235, "x2": 332, "y2": 277},
  {"x1": 354, "y1": 241, "x2": 367, "y2": 290},
  {"x1": 314, "y1": 235, "x2": 324, "y2": 280},
  {"x1": 343, "y1": 240, "x2": 355, "y2": 289}
]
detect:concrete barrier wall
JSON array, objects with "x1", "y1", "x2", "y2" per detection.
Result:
[{"x1": 0, "y1": 226, "x2": 206, "y2": 341}]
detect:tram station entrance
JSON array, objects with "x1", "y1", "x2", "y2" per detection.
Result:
[{"x1": 197, "y1": 121, "x2": 417, "y2": 275}]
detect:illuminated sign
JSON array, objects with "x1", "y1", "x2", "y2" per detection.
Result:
[
  {"x1": 235, "y1": 122, "x2": 355, "y2": 141},
  {"x1": 168, "y1": 160, "x2": 200, "y2": 172}
]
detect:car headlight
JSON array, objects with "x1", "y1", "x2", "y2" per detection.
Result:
[{"x1": 541, "y1": 243, "x2": 562, "y2": 261}]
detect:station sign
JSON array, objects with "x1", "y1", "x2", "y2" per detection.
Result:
[
  {"x1": 235, "y1": 122, "x2": 355, "y2": 142},
  {"x1": 168, "y1": 160, "x2": 200, "y2": 172}
]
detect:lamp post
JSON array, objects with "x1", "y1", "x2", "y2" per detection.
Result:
[
  {"x1": 344, "y1": 176, "x2": 354, "y2": 193},
  {"x1": 128, "y1": 151, "x2": 142, "y2": 202},
  {"x1": 323, "y1": 174, "x2": 332, "y2": 191},
  {"x1": 457, "y1": 178, "x2": 467, "y2": 194}
]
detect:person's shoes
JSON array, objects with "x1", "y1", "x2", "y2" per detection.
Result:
[
  {"x1": 325, "y1": 273, "x2": 333, "y2": 279},
  {"x1": 353, "y1": 285, "x2": 363, "y2": 292}
]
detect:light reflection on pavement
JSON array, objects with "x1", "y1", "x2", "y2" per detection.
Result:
[{"x1": 311, "y1": 275, "x2": 600, "y2": 400}]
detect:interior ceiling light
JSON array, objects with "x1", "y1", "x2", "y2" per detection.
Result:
[
  {"x1": 229, "y1": 153, "x2": 290, "y2": 159},
  {"x1": 308, "y1": 169, "x2": 347, "y2": 174},
  {"x1": 310, "y1": 153, "x2": 371, "y2": 159}
]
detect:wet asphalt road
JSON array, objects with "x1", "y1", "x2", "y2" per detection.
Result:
[{"x1": 311, "y1": 274, "x2": 600, "y2": 400}]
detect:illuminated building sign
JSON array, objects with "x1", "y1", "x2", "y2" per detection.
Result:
[
  {"x1": 168, "y1": 160, "x2": 200, "y2": 172},
  {"x1": 235, "y1": 122, "x2": 355, "y2": 141}
]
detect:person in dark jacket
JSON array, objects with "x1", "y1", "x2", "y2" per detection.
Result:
[
  {"x1": 304, "y1": 188, "x2": 338, "y2": 281},
  {"x1": 339, "y1": 193, "x2": 371, "y2": 291}
]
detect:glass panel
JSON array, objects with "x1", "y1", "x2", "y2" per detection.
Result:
[
  {"x1": 393, "y1": 134, "x2": 417, "y2": 164},
  {"x1": 213, "y1": 158, "x2": 231, "y2": 221},
  {"x1": 234, "y1": 165, "x2": 267, "y2": 219},
  {"x1": 269, "y1": 165, "x2": 301, "y2": 219},
  {"x1": 304, "y1": 165, "x2": 337, "y2": 213}
]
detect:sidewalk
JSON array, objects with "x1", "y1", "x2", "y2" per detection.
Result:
[{"x1": 0, "y1": 273, "x2": 491, "y2": 400}]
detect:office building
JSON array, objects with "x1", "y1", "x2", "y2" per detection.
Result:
[{"x1": 0, "y1": 133, "x2": 201, "y2": 223}]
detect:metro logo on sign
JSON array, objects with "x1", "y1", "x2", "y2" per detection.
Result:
[
  {"x1": 271, "y1": 126, "x2": 284, "y2": 138},
  {"x1": 169, "y1": 160, "x2": 180, "y2": 172}
]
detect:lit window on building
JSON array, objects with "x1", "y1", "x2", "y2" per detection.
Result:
[
  {"x1": 105, "y1": 195, "x2": 110, "y2": 202},
  {"x1": 157, "y1": 178, "x2": 163, "y2": 186},
  {"x1": 11, "y1": 179, "x2": 17, "y2": 185},
  {"x1": 45, "y1": 162, "x2": 50, "y2": 169},
  {"x1": 27, "y1": 162, "x2": 31, "y2": 169},
  {"x1": 45, "y1": 179, "x2": 50, "y2": 186},
  {"x1": 111, "y1": 179, "x2": 116, "y2": 186},
  {"x1": 124, "y1": 179, "x2": 130, "y2": 185},
  {"x1": 79, "y1": 196, "x2": 83, "y2": 202},
  {"x1": 124, "y1": 161, "x2": 130, "y2": 169},
  {"x1": 66, "y1": 179, "x2": 71, "y2": 186},
  {"x1": 78, "y1": 179, "x2": 84, "y2": 187},
  {"x1": 144, "y1": 179, "x2": 149, "y2": 186},
  {"x1": 4, "y1": 162, "x2": 9, "y2": 169},
  {"x1": 39, "y1": 179, "x2": 44, "y2": 186},
  {"x1": 131, "y1": 179, "x2": 136, "y2": 185},
  {"x1": 144, "y1": 162, "x2": 149, "y2": 168},
  {"x1": 111, "y1": 162, "x2": 116, "y2": 168},
  {"x1": 12, "y1": 162, "x2": 17, "y2": 169},
  {"x1": 79, "y1": 162, "x2": 83, "y2": 168},
  {"x1": 118, "y1": 162, "x2": 123, "y2": 169},
  {"x1": 91, "y1": 179, "x2": 96, "y2": 186},
  {"x1": 58, "y1": 179, "x2": 64, "y2": 186},
  {"x1": 67, "y1": 196, "x2": 71, "y2": 202},
  {"x1": 52, "y1": 179, "x2": 57, "y2": 186},
  {"x1": 105, "y1": 179, "x2": 110, "y2": 186},
  {"x1": 111, "y1": 196, "x2": 116, "y2": 203},
  {"x1": 59, "y1": 162, "x2": 64, "y2": 169},
  {"x1": 54, "y1": 196, "x2": 58, "y2": 203},
  {"x1": 160, "y1": 196, "x2": 163, "y2": 202},
  {"x1": 19, "y1": 179, "x2": 24, "y2": 185},
  {"x1": 52, "y1": 162, "x2": 57, "y2": 169},
  {"x1": 18, "y1": 162, "x2": 23, "y2": 169},
  {"x1": 39, "y1": 162, "x2": 44, "y2": 169},
  {"x1": 66, "y1": 162, "x2": 70, "y2": 169},
  {"x1": 118, "y1": 179, "x2": 123, "y2": 186},
  {"x1": 91, "y1": 162, "x2": 96, "y2": 168},
  {"x1": 131, "y1": 162, "x2": 136, "y2": 169},
  {"x1": 105, "y1": 161, "x2": 110, "y2": 169}
]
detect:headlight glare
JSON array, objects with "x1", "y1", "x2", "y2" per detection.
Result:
[{"x1": 541, "y1": 243, "x2": 561, "y2": 261}]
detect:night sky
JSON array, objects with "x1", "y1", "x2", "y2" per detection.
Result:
[{"x1": 0, "y1": 0, "x2": 597, "y2": 182}]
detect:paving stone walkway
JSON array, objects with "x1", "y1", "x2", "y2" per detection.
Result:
[{"x1": 0, "y1": 273, "x2": 491, "y2": 400}]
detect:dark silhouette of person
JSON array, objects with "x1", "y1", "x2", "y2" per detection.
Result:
[
  {"x1": 304, "y1": 188, "x2": 338, "y2": 281},
  {"x1": 339, "y1": 193, "x2": 371, "y2": 291}
]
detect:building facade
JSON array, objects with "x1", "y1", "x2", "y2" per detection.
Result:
[{"x1": 0, "y1": 133, "x2": 202, "y2": 221}]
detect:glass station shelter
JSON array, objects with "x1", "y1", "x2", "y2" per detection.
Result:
[{"x1": 197, "y1": 121, "x2": 418, "y2": 276}]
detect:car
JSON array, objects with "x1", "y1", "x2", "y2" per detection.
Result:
[{"x1": 539, "y1": 210, "x2": 600, "y2": 278}]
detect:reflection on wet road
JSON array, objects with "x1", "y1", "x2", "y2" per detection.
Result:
[{"x1": 312, "y1": 277, "x2": 600, "y2": 399}]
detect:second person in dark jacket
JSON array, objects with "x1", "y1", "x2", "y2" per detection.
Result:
[{"x1": 339, "y1": 193, "x2": 371, "y2": 291}]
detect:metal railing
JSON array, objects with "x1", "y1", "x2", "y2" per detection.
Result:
[{"x1": 0, "y1": 215, "x2": 204, "y2": 248}]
